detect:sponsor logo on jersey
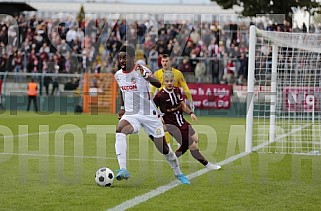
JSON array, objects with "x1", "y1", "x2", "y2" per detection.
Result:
[{"x1": 121, "y1": 84, "x2": 138, "y2": 90}]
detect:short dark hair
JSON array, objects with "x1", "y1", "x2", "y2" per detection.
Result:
[
  {"x1": 162, "y1": 54, "x2": 169, "y2": 59},
  {"x1": 119, "y1": 45, "x2": 136, "y2": 57}
]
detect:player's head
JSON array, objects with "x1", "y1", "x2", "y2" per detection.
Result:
[
  {"x1": 163, "y1": 70, "x2": 174, "y2": 91},
  {"x1": 119, "y1": 45, "x2": 136, "y2": 71},
  {"x1": 161, "y1": 54, "x2": 171, "y2": 71}
]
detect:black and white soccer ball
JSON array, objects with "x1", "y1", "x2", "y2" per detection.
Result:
[{"x1": 95, "y1": 167, "x2": 114, "y2": 187}]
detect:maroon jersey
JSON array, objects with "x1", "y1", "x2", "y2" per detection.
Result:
[{"x1": 153, "y1": 87, "x2": 188, "y2": 128}]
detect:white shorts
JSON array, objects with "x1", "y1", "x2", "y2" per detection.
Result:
[{"x1": 121, "y1": 114, "x2": 165, "y2": 138}]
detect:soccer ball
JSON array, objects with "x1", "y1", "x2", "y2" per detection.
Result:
[{"x1": 95, "y1": 167, "x2": 114, "y2": 187}]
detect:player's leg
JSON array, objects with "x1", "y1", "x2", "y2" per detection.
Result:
[
  {"x1": 166, "y1": 124, "x2": 189, "y2": 158},
  {"x1": 142, "y1": 116, "x2": 190, "y2": 184},
  {"x1": 188, "y1": 128, "x2": 221, "y2": 171},
  {"x1": 165, "y1": 132, "x2": 173, "y2": 151},
  {"x1": 115, "y1": 116, "x2": 140, "y2": 180},
  {"x1": 150, "y1": 135, "x2": 190, "y2": 184},
  {"x1": 164, "y1": 128, "x2": 180, "y2": 150}
]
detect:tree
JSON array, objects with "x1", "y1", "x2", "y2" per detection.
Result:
[
  {"x1": 77, "y1": 4, "x2": 85, "y2": 27},
  {"x1": 213, "y1": 0, "x2": 320, "y2": 19}
]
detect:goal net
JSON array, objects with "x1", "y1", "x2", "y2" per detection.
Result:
[{"x1": 246, "y1": 26, "x2": 321, "y2": 155}]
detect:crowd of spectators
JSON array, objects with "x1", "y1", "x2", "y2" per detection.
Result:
[{"x1": 0, "y1": 12, "x2": 310, "y2": 88}]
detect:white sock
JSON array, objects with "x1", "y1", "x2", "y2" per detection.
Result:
[
  {"x1": 115, "y1": 133, "x2": 127, "y2": 169},
  {"x1": 164, "y1": 149, "x2": 182, "y2": 175},
  {"x1": 167, "y1": 143, "x2": 173, "y2": 152}
]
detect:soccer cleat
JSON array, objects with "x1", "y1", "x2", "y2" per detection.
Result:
[
  {"x1": 206, "y1": 163, "x2": 222, "y2": 171},
  {"x1": 175, "y1": 173, "x2": 191, "y2": 185},
  {"x1": 115, "y1": 168, "x2": 130, "y2": 180}
]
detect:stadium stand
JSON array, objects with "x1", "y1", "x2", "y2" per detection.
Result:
[{"x1": 0, "y1": 2, "x2": 312, "y2": 92}]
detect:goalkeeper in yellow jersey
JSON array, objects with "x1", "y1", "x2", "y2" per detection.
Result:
[{"x1": 151, "y1": 54, "x2": 194, "y2": 146}]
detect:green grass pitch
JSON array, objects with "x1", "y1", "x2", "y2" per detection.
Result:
[{"x1": 1, "y1": 111, "x2": 321, "y2": 210}]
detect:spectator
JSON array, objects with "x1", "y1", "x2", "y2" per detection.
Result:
[
  {"x1": 238, "y1": 53, "x2": 248, "y2": 84},
  {"x1": 148, "y1": 46, "x2": 158, "y2": 72},
  {"x1": 210, "y1": 55, "x2": 223, "y2": 84},
  {"x1": 223, "y1": 58, "x2": 235, "y2": 84},
  {"x1": 13, "y1": 51, "x2": 23, "y2": 82},
  {"x1": 66, "y1": 26, "x2": 77, "y2": 47},
  {"x1": 42, "y1": 66, "x2": 51, "y2": 96},
  {"x1": 179, "y1": 57, "x2": 192, "y2": 72},
  {"x1": 194, "y1": 59, "x2": 206, "y2": 83},
  {"x1": 51, "y1": 65, "x2": 59, "y2": 95}
]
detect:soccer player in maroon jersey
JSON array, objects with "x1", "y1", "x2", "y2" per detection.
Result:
[{"x1": 153, "y1": 71, "x2": 221, "y2": 171}]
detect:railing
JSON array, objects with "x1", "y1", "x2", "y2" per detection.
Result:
[{"x1": 0, "y1": 71, "x2": 118, "y2": 113}]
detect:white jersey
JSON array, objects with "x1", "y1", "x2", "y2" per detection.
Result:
[{"x1": 115, "y1": 66, "x2": 158, "y2": 116}]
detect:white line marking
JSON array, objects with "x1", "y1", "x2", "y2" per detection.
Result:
[{"x1": 107, "y1": 151, "x2": 250, "y2": 211}]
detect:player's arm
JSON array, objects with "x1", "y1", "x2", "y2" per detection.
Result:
[
  {"x1": 153, "y1": 93, "x2": 159, "y2": 107},
  {"x1": 181, "y1": 101, "x2": 198, "y2": 123},
  {"x1": 178, "y1": 72, "x2": 193, "y2": 102},
  {"x1": 115, "y1": 73, "x2": 125, "y2": 119},
  {"x1": 151, "y1": 83, "x2": 157, "y2": 95},
  {"x1": 117, "y1": 90, "x2": 125, "y2": 119},
  {"x1": 153, "y1": 93, "x2": 167, "y2": 130},
  {"x1": 150, "y1": 71, "x2": 158, "y2": 96},
  {"x1": 146, "y1": 74, "x2": 161, "y2": 88},
  {"x1": 153, "y1": 92, "x2": 166, "y2": 116},
  {"x1": 136, "y1": 64, "x2": 161, "y2": 88},
  {"x1": 178, "y1": 71, "x2": 194, "y2": 112}
]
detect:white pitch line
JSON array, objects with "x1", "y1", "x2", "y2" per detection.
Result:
[{"x1": 107, "y1": 151, "x2": 250, "y2": 211}]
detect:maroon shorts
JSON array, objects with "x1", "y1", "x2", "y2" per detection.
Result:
[{"x1": 165, "y1": 122, "x2": 195, "y2": 148}]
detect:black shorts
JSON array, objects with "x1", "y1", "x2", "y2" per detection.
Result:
[{"x1": 165, "y1": 122, "x2": 195, "y2": 148}]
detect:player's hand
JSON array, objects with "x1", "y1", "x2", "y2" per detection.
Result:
[
  {"x1": 117, "y1": 109, "x2": 125, "y2": 120},
  {"x1": 135, "y1": 64, "x2": 144, "y2": 74},
  {"x1": 190, "y1": 101, "x2": 195, "y2": 112},
  {"x1": 190, "y1": 113, "x2": 198, "y2": 124},
  {"x1": 135, "y1": 64, "x2": 151, "y2": 79}
]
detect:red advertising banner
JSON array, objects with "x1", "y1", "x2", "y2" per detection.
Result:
[
  {"x1": 283, "y1": 87, "x2": 320, "y2": 112},
  {"x1": 183, "y1": 83, "x2": 232, "y2": 109}
]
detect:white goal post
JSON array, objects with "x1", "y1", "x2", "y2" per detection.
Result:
[{"x1": 246, "y1": 25, "x2": 321, "y2": 155}]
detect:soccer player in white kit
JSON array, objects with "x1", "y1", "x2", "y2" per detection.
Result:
[{"x1": 114, "y1": 45, "x2": 190, "y2": 184}]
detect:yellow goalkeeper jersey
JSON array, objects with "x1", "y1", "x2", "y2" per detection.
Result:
[{"x1": 151, "y1": 68, "x2": 193, "y2": 101}]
